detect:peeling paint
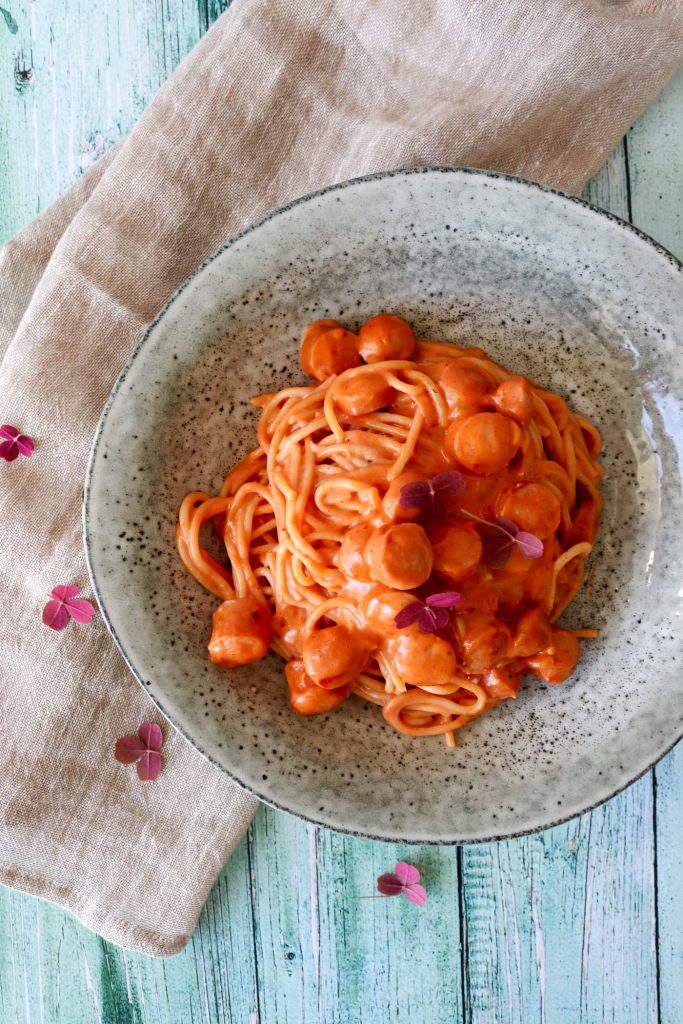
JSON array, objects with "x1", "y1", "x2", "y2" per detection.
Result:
[
  {"x1": 0, "y1": 6, "x2": 18, "y2": 34},
  {"x1": 79, "y1": 132, "x2": 111, "y2": 172}
]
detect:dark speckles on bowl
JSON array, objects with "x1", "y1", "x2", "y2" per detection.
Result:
[{"x1": 83, "y1": 167, "x2": 683, "y2": 843}]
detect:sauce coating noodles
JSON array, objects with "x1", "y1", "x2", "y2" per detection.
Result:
[{"x1": 177, "y1": 314, "x2": 602, "y2": 745}]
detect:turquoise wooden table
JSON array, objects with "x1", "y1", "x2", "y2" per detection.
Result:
[{"x1": 1, "y1": 4, "x2": 682, "y2": 1022}]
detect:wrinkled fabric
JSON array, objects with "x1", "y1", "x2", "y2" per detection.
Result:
[{"x1": 0, "y1": 0, "x2": 681, "y2": 957}]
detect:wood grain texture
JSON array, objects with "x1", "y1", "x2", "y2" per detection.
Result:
[
  {"x1": 0, "y1": 0, "x2": 206, "y2": 245},
  {"x1": 461, "y1": 778, "x2": 657, "y2": 1024},
  {"x1": 0, "y1": 2, "x2": 681, "y2": 1022}
]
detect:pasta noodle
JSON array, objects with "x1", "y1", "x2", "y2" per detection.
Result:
[{"x1": 177, "y1": 314, "x2": 602, "y2": 745}]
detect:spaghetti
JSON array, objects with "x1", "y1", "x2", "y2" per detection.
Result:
[{"x1": 177, "y1": 314, "x2": 602, "y2": 745}]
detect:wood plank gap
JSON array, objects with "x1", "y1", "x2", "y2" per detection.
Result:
[
  {"x1": 196, "y1": 911, "x2": 220, "y2": 1024},
  {"x1": 578, "y1": 813, "x2": 594, "y2": 1021},
  {"x1": 246, "y1": 827, "x2": 264, "y2": 1024},
  {"x1": 456, "y1": 846, "x2": 470, "y2": 1024},
  {"x1": 653, "y1": 770, "x2": 662, "y2": 1024},
  {"x1": 307, "y1": 825, "x2": 324, "y2": 1024},
  {"x1": 623, "y1": 135, "x2": 634, "y2": 224},
  {"x1": 98, "y1": 937, "x2": 122, "y2": 1023},
  {"x1": 160, "y1": 957, "x2": 176, "y2": 1022}
]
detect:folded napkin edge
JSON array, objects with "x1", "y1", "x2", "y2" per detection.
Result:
[{"x1": 0, "y1": 860, "x2": 191, "y2": 958}]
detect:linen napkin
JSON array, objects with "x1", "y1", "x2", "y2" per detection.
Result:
[{"x1": 1, "y1": 0, "x2": 682, "y2": 958}]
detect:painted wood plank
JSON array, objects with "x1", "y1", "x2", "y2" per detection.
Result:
[
  {"x1": 582, "y1": 139, "x2": 631, "y2": 219},
  {"x1": 625, "y1": 65, "x2": 683, "y2": 1024},
  {"x1": 627, "y1": 66, "x2": 683, "y2": 261},
  {"x1": 316, "y1": 830, "x2": 464, "y2": 1024},
  {"x1": 245, "y1": 807, "x2": 321, "y2": 1024},
  {"x1": 0, "y1": 0, "x2": 205, "y2": 247},
  {"x1": 652, "y1": 746, "x2": 683, "y2": 1024},
  {"x1": 461, "y1": 778, "x2": 657, "y2": 1024}
]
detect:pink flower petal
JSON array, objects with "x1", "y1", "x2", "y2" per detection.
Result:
[
  {"x1": 51, "y1": 585, "x2": 80, "y2": 601},
  {"x1": 65, "y1": 598, "x2": 96, "y2": 624},
  {"x1": 138, "y1": 722, "x2": 164, "y2": 751},
  {"x1": 394, "y1": 601, "x2": 424, "y2": 629},
  {"x1": 425, "y1": 591, "x2": 462, "y2": 608},
  {"x1": 15, "y1": 435, "x2": 34, "y2": 457},
  {"x1": 404, "y1": 883, "x2": 428, "y2": 906},
  {"x1": 0, "y1": 425, "x2": 19, "y2": 440},
  {"x1": 0, "y1": 439, "x2": 18, "y2": 461},
  {"x1": 394, "y1": 861, "x2": 421, "y2": 886},
  {"x1": 377, "y1": 873, "x2": 404, "y2": 896},
  {"x1": 515, "y1": 532, "x2": 544, "y2": 559},
  {"x1": 115, "y1": 735, "x2": 147, "y2": 764},
  {"x1": 137, "y1": 749, "x2": 162, "y2": 781},
  {"x1": 42, "y1": 600, "x2": 70, "y2": 630}
]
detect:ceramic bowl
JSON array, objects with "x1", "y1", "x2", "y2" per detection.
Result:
[{"x1": 84, "y1": 167, "x2": 683, "y2": 842}]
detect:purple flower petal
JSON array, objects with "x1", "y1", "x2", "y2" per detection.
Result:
[
  {"x1": 494, "y1": 516, "x2": 518, "y2": 537},
  {"x1": 394, "y1": 601, "x2": 424, "y2": 629},
  {"x1": 515, "y1": 531, "x2": 544, "y2": 559},
  {"x1": 0, "y1": 439, "x2": 18, "y2": 461},
  {"x1": 404, "y1": 883, "x2": 428, "y2": 906},
  {"x1": 432, "y1": 471, "x2": 465, "y2": 497},
  {"x1": 15, "y1": 435, "x2": 34, "y2": 457},
  {"x1": 425, "y1": 591, "x2": 463, "y2": 608},
  {"x1": 137, "y1": 749, "x2": 163, "y2": 781},
  {"x1": 42, "y1": 600, "x2": 70, "y2": 630},
  {"x1": 138, "y1": 722, "x2": 164, "y2": 751},
  {"x1": 417, "y1": 608, "x2": 438, "y2": 633},
  {"x1": 115, "y1": 735, "x2": 147, "y2": 764},
  {"x1": 65, "y1": 598, "x2": 96, "y2": 624},
  {"x1": 52, "y1": 585, "x2": 80, "y2": 601},
  {"x1": 398, "y1": 480, "x2": 432, "y2": 509},
  {"x1": 0, "y1": 425, "x2": 19, "y2": 440},
  {"x1": 431, "y1": 607, "x2": 450, "y2": 630},
  {"x1": 394, "y1": 862, "x2": 420, "y2": 885},
  {"x1": 483, "y1": 535, "x2": 514, "y2": 569},
  {"x1": 377, "y1": 873, "x2": 404, "y2": 896}
]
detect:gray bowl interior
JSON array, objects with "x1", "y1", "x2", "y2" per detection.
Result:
[{"x1": 84, "y1": 168, "x2": 683, "y2": 842}]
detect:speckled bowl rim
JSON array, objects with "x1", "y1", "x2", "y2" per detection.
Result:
[{"x1": 83, "y1": 165, "x2": 683, "y2": 844}]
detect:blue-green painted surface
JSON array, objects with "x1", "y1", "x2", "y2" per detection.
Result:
[{"x1": 0, "y1": 2, "x2": 681, "y2": 1021}]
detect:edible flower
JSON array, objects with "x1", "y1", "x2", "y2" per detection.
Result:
[
  {"x1": 0, "y1": 424, "x2": 34, "y2": 462},
  {"x1": 394, "y1": 591, "x2": 463, "y2": 633},
  {"x1": 42, "y1": 585, "x2": 96, "y2": 631},
  {"x1": 114, "y1": 722, "x2": 165, "y2": 781},
  {"x1": 461, "y1": 510, "x2": 544, "y2": 568},
  {"x1": 398, "y1": 470, "x2": 465, "y2": 517},
  {"x1": 376, "y1": 862, "x2": 428, "y2": 906}
]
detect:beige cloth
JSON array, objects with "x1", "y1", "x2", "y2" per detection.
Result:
[{"x1": 1, "y1": 0, "x2": 682, "y2": 958}]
